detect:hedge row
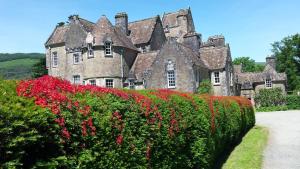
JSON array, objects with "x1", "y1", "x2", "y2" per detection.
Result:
[{"x1": 0, "y1": 76, "x2": 255, "y2": 168}]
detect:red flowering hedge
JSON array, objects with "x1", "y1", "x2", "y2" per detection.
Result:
[{"x1": 0, "y1": 76, "x2": 255, "y2": 168}]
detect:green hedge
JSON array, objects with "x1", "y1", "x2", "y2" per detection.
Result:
[
  {"x1": 0, "y1": 77, "x2": 255, "y2": 169},
  {"x1": 286, "y1": 95, "x2": 300, "y2": 110}
]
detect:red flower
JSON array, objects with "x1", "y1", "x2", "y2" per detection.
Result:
[{"x1": 116, "y1": 134, "x2": 123, "y2": 145}]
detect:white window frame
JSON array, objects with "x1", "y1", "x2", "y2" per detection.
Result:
[
  {"x1": 105, "y1": 79, "x2": 114, "y2": 88},
  {"x1": 87, "y1": 43, "x2": 94, "y2": 58},
  {"x1": 104, "y1": 42, "x2": 112, "y2": 56},
  {"x1": 265, "y1": 78, "x2": 272, "y2": 88},
  {"x1": 73, "y1": 53, "x2": 80, "y2": 64},
  {"x1": 52, "y1": 52, "x2": 58, "y2": 67},
  {"x1": 167, "y1": 70, "x2": 176, "y2": 88},
  {"x1": 89, "y1": 79, "x2": 96, "y2": 86},
  {"x1": 73, "y1": 75, "x2": 80, "y2": 85},
  {"x1": 230, "y1": 72, "x2": 233, "y2": 86},
  {"x1": 213, "y1": 72, "x2": 220, "y2": 85},
  {"x1": 129, "y1": 79, "x2": 135, "y2": 89}
]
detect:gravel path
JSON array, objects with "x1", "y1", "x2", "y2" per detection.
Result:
[{"x1": 256, "y1": 110, "x2": 300, "y2": 169}]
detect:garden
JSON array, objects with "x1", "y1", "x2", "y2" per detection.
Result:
[{"x1": 0, "y1": 76, "x2": 255, "y2": 168}]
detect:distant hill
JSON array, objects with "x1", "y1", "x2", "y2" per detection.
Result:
[{"x1": 0, "y1": 53, "x2": 45, "y2": 79}]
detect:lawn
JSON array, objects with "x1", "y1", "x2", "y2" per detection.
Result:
[{"x1": 221, "y1": 126, "x2": 268, "y2": 169}]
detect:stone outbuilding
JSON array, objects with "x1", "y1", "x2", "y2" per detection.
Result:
[{"x1": 235, "y1": 56, "x2": 287, "y2": 104}]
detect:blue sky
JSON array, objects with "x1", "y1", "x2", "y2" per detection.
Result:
[{"x1": 0, "y1": 0, "x2": 299, "y2": 62}]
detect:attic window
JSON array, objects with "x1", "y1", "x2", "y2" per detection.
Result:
[
  {"x1": 87, "y1": 43, "x2": 94, "y2": 58},
  {"x1": 105, "y1": 42, "x2": 112, "y2": 56},
  {"x1": 73, "y1": 53, "x2": 80, "y2": 64},
  {"x1": 265, "y1": 78, "x2": 272, "y2": 88}
]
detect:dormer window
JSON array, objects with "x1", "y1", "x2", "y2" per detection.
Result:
[
  {"x1": 265, "y1": 78, "x2": 272, "y2": 88},
  {"x1": 87, "y1": 43, "x2": 94, "y2": 58},
  {"x1": 52, "y1": 52, "x2": 58, "y2": 67},
  {"x1": 105, "y1": 42, "x2": 112, "y2": 56}
]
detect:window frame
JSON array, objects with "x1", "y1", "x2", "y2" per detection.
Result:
[
  {"x1": 52, "y1": 52, "x2": 58, "y2": 67},
  {"x1": 105, "y1": 79, "x2": 114, "y2": 88},
  {"x1": 87, "y1": 43, "x2": 94, "y2": 58},
  {"x1": 73, "y1": 75, "x2": 81, "y2": 85},
  {"x1": 73, "y1": 53, "x2": 80, "y2": 64},
  {"x1": 167, "y1": 70, "x2": 176, "y2": 89},
  {"x1": 104, "y1": 41, "x2": 112, "y2": 56},
  {"x1": 213, "y1": 72, "x2": 220, "y2": 85},
  {"x1": 89, "y1": 79, "x2": 96, "y2": 86},
  {"x1": 129, "y1": 79, "x2": 135, "y2": 89},
  {"x1": 265, "y1": 78, "x2": 272, "y2": 88}
]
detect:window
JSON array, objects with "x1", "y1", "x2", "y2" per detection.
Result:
[
  {"x1": 265, "y1": 78, "x2": 272, "y2": 88},
  {"x1": 214, "y1": 72, "x2": 220, "y2": 84},
  {"x1": 167, "y1": 70, "x2": 176, "y2": 88},
  {"x1": 129, "y1": 80, "x2": 135, "y2": 89},
  {"x1": 105, "y1": 42, "x2": 112, "y2": 56},
  {"x1": 87, "y1": 43, "x2": 94, "y2": 58},
  {"x1": 73, "y1": 53, "x2": 80, "y2": 64},
  {"x1": 52, "y1": 52, "x2": 58, "y2": 67},
  {"x1": 230, "y1": 72, "x2": 233, "y2": 86},
  {"x1": 105, "y1": 79, "x2": 114, "y2": 88},
  {"x1": 73, "y1": 75, "x2": 80, "y2": 85},
  {"x1": 89, "y1": 79, "x2": 96, "y2": 86}
]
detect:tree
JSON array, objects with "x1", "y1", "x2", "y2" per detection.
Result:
[
  {"x1": 32, "y1": 58, "x2": 47, "y2": 78},
  {"x1": 233, "y1": 56, "x2": 264, "y2": 72},
  {"x1": 197, "y1": 79, "x2": 212, "y2": 94},
  {"x1": 272, "y1": 34, "x2": 300, "y2": 91}
]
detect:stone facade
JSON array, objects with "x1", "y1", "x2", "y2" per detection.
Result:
[{"x1": 45, "y1": 8, "x2": 236, "y2": 95}]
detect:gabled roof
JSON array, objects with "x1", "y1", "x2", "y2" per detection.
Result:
[
  {"x1": 45, "y1": 25, "x2": 69, "y2": 46},
  {"x1": 128, "y1": 16, "x2": 159, "y2": 45},
  {"x1": 92, "y1": 15, "x2": 137, "y2": 51},
  {"x1": 130, "y1": 51, "x2": 159, "y2": 81},
  {"x1": 162, "y1": 9, "x2": 189, "y2": 28},
  {"x1": 199, "y1": 45, "x2": 230, "y2": 70},
  {"x1": 236, "y1": 63, "x2": 287, "y2": 89},
  {"x1": 78, "y1": 18, "x2": 95, "y2": 32}
]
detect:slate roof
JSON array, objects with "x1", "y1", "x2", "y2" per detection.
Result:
[
  {"x1": 92, "y1": 15, "x2": 137, "y2": 51},
  {"x1": 130, "y1": 51, "x2": 159, "y2": 81},
  {"x1": 199, "y1": 45, "x2": 229, "y2": 70},
  {"x1": 162, "y1": 9, "x2": 189, "y2": 28},
  {"x1": 177, "y1": 42, "x2": 208, "y2": 68},
  {"x1": 235, "y1": 64, "x2": 287, "y2": 89},
  {"x1": 45, "y1": 25, "x2": 69, "y2": 46},
  {"x1": 128, "y1": 16, "x2": 158, "y2": 45}
]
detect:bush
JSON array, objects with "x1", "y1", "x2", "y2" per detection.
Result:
[
  {"x1": 255, "y1": 106, "x2": 288, "y2": 112},
  {"x1": 286, "y1": 95, "x2": 300, "y2": 110},
  {"x1": 254, "y1": 88, "x2": 285, "y2": 107},
  {"x1": 197, "y1": 79, "x2": 213, "y2": 94},
  {"x1": 0, "y1": 76, "x2": 255, "y2": 168}
]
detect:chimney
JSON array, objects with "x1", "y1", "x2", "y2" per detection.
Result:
[
  {"x1": 68, "y1": 15, "x2": 79, "y2": 24},
  {"x1": 115, "y1": 12, "x2": 128, "y2": 35},
  {"x1": 183, "y1": 33, "x2": 201, "y2": 51},
  {"x1": 266, "y1": 56, "x2": 276, "y2": 69}
]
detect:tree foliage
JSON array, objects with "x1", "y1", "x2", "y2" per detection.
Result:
[
  {"x1": 233, "y1": 56, "x2": 264, "y2": 72},
  {"x1": 197, "y1": 79, "x2": 213, "y2": 94},
  {"x1": 272, "y1": 34, "x2": 300, "y2": 91},
  {"x1": 32, "y1": 58, "x2": 48, "y2": 78}
]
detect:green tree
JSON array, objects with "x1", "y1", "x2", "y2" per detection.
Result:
[
  {"x1": 272, "y1": 34, "x2": 300, "y2": 91},
  {"x1": 32, "y1": 58, "x2": 47, "y2": 78},
  {"x1": 197, "y1": 79, "x2": 212, "y2": 94},
  {"x1": 233, "y1": 57, "x2": 264, "y2": 72}
]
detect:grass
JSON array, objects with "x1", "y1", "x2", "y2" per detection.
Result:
[
  {"x1": 0, "y1": 58, "x2": 40, "y2": 79},
  {"x1": 221, "y1": 126, "x2": 269, "y2": 169}
]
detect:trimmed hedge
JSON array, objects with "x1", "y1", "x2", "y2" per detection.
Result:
[
  {"x1": 0, "y1": 76, "x2": 255, "y2": 168},
  {"x1": 286, "y1": 95, "x2": 300, "y2": 110}
]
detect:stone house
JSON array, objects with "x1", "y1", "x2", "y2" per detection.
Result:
[
  {"x1": 45, "y1": 8, "x2": 235, "y2": 94},
  {"x1": 234, "y1": 56, "x2": 287, "y2": 104},
  {"x1": 200, "y1": 35, "x2": 236, "y2": 96}
]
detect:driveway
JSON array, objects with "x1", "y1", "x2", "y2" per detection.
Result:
[{"x1": 256, "y1": 110, "x2": 300, "y2": 169}]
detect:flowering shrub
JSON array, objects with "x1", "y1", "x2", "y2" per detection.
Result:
[{"x1": 1, "y1": 76, "x2": 255, "y2": 168}]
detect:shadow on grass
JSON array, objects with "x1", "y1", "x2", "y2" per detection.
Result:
[{"x1": 212, "y1": 136, "x2": 244, "y2": 169}]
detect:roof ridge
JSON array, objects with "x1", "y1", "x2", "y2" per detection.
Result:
[
  {"x1": 78, "y1": 17, "x2": 95, "y2": 24},
  {"x1": 163, "y1": 8, "x2": 189, "y2": 16},
  {"x1": 129, "y1": 15, "x2": 158, "y2": 24}
]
